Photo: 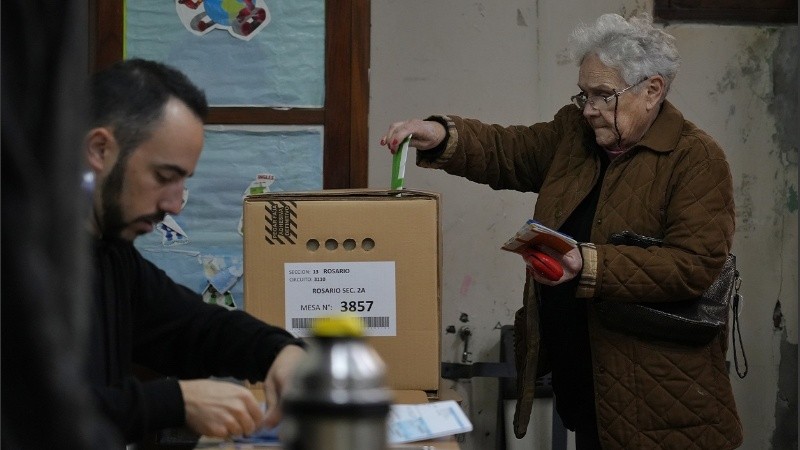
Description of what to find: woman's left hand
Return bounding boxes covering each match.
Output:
[524,245,583,286]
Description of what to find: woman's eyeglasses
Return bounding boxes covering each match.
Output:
[571,78,646,111]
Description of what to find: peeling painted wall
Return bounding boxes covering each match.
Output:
[369,1,798,449]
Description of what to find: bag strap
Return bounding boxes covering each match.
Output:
[731,269,748,378]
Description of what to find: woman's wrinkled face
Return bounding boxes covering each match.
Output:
[577,53,653,150]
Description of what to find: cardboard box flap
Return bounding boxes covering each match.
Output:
[245,188,439,202]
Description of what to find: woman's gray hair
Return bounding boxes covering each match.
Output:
[568,13,680,94]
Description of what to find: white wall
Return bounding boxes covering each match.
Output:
[369,1,798,449]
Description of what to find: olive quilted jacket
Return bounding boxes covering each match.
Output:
[418,101,743,449]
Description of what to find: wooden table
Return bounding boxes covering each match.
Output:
[196,436,460,449]
[389,437,461,449]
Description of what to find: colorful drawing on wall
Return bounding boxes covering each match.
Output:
[157,216,190,246]
[127,0,324,107]
[176,0,271,41]
[237,173,275,235]
[156,188,191,245]
[135,126,323,311]
[200,255,242,310]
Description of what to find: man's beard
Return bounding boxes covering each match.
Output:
[99,160,127,239]
[99,159,163,240]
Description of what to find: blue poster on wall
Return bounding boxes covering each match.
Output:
[134,127,323,310]
[125,0,325,107]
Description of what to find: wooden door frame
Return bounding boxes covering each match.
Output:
[653,0,797,23]
[90,0,370,189]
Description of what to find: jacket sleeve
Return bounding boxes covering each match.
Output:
[92,376,185,442]
[416,106,581,192]
[129,252,303,381]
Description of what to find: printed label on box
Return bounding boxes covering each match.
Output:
[284,261,397,337]
[264,201,297,244]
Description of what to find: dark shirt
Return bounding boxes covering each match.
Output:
[89,236,301,442]
[539,150,608,431]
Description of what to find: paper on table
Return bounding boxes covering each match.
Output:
[388,400,472,444]
[228,400,472,446]
[501,219,578,255]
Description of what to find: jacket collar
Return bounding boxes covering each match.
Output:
[635,100,684,153]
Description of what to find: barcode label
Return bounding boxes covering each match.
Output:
[285,262,397,337]
[292,316,390,329]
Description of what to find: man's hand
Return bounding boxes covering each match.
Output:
[262,344,306,428]
[179,379,264,438]
[380,119,447,153]
[524,245,583,286]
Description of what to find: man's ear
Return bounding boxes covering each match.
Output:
[85,127,118,173]
[644,75,666,111]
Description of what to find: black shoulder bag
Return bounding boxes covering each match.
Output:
[595,231,748,377]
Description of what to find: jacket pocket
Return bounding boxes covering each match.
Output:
[633,339,722,430]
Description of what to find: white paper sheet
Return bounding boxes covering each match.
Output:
[388,400,473,444]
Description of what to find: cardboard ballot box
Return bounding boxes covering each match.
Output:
[243,189,441,390]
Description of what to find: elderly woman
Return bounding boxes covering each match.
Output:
[381,13,742,450]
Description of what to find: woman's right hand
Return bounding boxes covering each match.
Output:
[380,119,447,154]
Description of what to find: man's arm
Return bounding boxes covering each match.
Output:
[92,376,184,442]
[129,251,303,382]
[179,378,265,438]
[112,245,304,438]
[93,373,276,440]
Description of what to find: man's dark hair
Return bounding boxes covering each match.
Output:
[90,58,208,157]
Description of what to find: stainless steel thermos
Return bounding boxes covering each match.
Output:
[281,315,393,450]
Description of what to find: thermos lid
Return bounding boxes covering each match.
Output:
[283,314,393,414]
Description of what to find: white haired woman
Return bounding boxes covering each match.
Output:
[381,13,742,450]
